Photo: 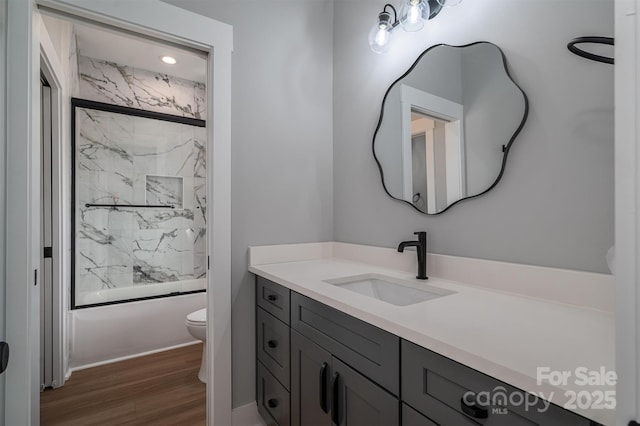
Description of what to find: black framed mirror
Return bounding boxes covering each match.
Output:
[372,41,529,214]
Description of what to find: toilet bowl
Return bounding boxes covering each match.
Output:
[185,308,207,383]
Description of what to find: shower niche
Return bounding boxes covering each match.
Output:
[72,98,207,308]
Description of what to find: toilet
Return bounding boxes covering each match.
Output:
[185,308,207,383]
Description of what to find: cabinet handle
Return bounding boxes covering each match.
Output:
[319,362,329,413]
[331,372,340,426]
[267,398,279,409]
[460,396,488,419]
[267,340,278,349]
[267,294,278,302]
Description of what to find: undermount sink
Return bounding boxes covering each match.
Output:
[323,273,455,306]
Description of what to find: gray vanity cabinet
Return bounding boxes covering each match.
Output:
[291,330,399,426]
[290,330,332,426]
[255,275,598,426]
[332,357,399,426]
[256,278,292,426]
[401,340,593,426]
[402,404,438,426]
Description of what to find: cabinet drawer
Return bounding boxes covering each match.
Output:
[257,361,291,426]
[257,276,290,324]
[402,403,438,426]
[401,340,592,426]
[291,292,400,395]
[257,307,290,389]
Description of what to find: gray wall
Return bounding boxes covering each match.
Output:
[334,0,614,273]
[163,0,334,408]
[460,44,524,196]
[169,0,612,410]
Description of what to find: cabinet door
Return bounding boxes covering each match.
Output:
[332,357,399,426]
[402,404,439,426]
[291,330,333,426]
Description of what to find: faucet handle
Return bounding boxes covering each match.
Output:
[414,231,426,237]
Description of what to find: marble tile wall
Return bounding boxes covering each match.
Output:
[78,55,206,119]
[75,106,207,296]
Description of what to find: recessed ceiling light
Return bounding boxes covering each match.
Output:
[161,56,177,65]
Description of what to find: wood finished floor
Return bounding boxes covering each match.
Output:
[40,343,206,426]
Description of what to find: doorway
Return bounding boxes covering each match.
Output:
[5,2,233,424]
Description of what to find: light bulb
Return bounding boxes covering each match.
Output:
[436,0,463,7]
[369,23,391,54]
[399,0,430,32]
[161,56,177,65]
[369,11,393,54]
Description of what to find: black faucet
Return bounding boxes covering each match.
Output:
[398,231,428,280]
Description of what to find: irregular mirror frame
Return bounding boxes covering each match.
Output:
[372,42,529,214]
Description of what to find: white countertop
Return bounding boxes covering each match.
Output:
[248,242,615,425]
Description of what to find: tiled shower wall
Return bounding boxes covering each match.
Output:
[78,55,206,119]
[75,58,207,298]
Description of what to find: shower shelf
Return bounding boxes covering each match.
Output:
[84,203,175,209]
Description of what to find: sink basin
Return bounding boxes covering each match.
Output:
[323,273,454,306]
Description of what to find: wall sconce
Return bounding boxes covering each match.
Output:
[369,0,462,53]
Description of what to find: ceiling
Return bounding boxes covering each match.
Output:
[73,22,207,83]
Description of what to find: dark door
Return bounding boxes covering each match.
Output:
[291,330,332,426]
[332,357,399,426]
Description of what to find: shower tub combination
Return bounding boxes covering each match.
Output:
[69,281,206,370]
[70,97,208,370]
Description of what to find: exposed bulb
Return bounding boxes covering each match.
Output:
[436,0,463,7]
[369,11,392,54]
[369,23,391,54]
[399,0,429,32]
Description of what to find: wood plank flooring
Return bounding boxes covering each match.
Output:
[40,343,206,426]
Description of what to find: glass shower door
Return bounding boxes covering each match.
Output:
[72,99,207,308]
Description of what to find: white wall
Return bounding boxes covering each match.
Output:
[163,0,335,408]
[334,0,614,274]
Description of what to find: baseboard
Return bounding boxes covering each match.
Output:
[69,340,201,372]
[232,402,266,426]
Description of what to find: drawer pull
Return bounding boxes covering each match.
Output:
[460,396,488,419]
[267,294,278,302]
[331,372,340,425]
[267,398,279,409]
[319,362,329,413]
[267,340,278,349]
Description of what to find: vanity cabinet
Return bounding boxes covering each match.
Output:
[255,276,597,426]
[256,277,292,426]
[290,292,400,395]
[291,330,399,426]
[402,340,593,426]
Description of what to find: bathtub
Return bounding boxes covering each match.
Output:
[68,279,206,372]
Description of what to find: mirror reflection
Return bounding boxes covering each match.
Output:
[373,42,528,214]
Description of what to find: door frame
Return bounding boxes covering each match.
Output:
[0,0,6,420]
[5,1,233,425]
[615,0,640,423]
[40,21,66,389]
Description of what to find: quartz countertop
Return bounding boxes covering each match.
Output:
[248,242,615,425]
